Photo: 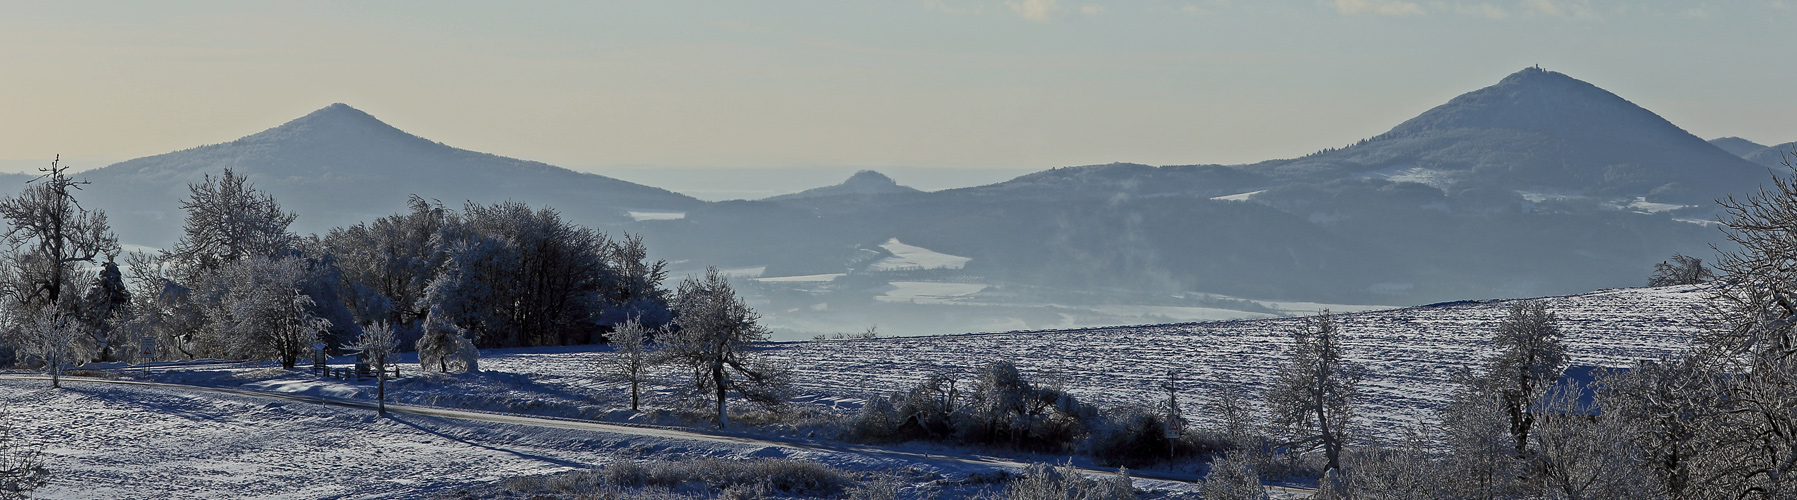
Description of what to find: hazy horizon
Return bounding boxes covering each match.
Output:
[4,1,1793,182]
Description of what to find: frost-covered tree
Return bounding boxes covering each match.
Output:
[666,267,787,429]
[0,156,120,326]
[200,256,331,368]
[165,168,295,275]
[16,310,82,388]
[1337,422,1446,500]
[1266,311,1362,472]
[355,321,399,416]
[415,304,478,374]
[601,317,658,411]
[1437,368,1528,499]
[1486,299,1568,455]
[1648,253,1713,287]
[598,233,672,328]
[1688,159,1797,496]
[322,195,448,327]
[1530,380,1650,500]
[117,251,204,361]
[1594,358,1726,499]
[1200,453,1270,500]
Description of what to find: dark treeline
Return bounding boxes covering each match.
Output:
[0,166,671,373]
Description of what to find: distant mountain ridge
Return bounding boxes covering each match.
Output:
[765,170,921,201]
[1243,67,1763,205]
[71,103,700,246]
[15,67,1770,317]
[645,67,1757,305]
[1710,137,1768,157]
[1744,141,1797,168]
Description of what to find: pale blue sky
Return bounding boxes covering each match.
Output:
[2,1,1792,175]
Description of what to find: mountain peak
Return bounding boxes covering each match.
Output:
[1711,136,1770,157]
[232,103,420,148]
[1384,67,1703,148]
[766,169,921,201]
[843,170,900,188]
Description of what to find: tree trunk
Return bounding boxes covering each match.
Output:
[377,360,387,417]
[631,379,640,411]
[1315,366,1338,471]
[713,359,728,429]
[49,349,59,389]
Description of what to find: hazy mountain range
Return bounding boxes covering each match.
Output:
[60,103,701,246]
[11,66,1788,335]
[1708,136,1797,168]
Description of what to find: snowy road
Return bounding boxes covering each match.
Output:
[0,375,1231,498]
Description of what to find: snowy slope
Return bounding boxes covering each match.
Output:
[763,285,1709,436]
[385,285,1709,441]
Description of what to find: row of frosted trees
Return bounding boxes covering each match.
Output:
[1202,167,1797,499]
[0,164,673,377]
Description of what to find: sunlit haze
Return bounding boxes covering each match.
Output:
[3,1,1793,181]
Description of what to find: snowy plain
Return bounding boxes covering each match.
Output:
[0,284,1711,497]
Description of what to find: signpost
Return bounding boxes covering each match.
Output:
[140,337,154,376]
[1160,369,1182,457]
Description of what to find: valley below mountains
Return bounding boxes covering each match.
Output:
[31,67,1791,338]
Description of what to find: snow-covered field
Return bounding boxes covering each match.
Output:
[0,285,1712,497]
[369,284,1709,439]
[0,379,730,499]
[868,239,972,271]
[764,285,1711,434]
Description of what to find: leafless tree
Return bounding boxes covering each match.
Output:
[0,156,119,345]
[1530,381,1651,500]
[601,316,659,411]
[1437,368,1529,499]
[665,268,787,429]
[17,310,82,388]
[355,321,399,416]
[1487,299,1568,454]
[1648,253,1714,287]
[1266,311,1363,472]
[165,168,295,275]
[1696,158,1797,497]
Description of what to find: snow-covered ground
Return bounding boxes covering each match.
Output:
[765,285,1711,435]
[1,377,1213,499]
[867,239,972,271]
[0,284,1712,497]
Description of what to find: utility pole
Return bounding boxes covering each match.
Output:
[1160,369,1182,458]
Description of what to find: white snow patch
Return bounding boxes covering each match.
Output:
[626,211,685,221]
[754,273,846,283]
[1622,197,1690,214]
[868,238,971,271]
[1210,190,1264,202]
[1517,191,1585,203]
[1357,165,1455,189]
[874,282,989,304]
[714,266,766,278]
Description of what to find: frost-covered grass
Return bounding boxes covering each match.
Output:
[761,285,1711,438]
[13,284,1711,497]
[130,285,1707,448]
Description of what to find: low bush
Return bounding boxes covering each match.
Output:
[1085,404,1220,468]
[851,361,1219,467]
[997,463,1135,500]
[850,362,1093,453]
[466,457,858,499]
